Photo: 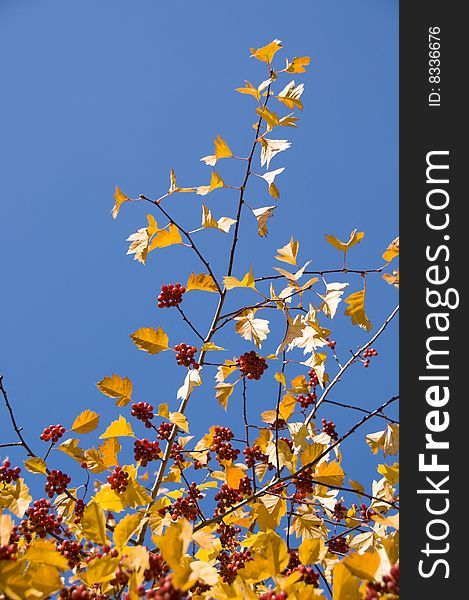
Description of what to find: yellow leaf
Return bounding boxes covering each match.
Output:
[252,530,289,577]
[83,554,121,585]
[154,518,193,570]
[372,513,400,530]
[96,373,133,406]
[298,537,327,565]
[0,513,15,545]
[256,106,280,131]
[224,266,256,290]
[186,272,219,293]
[235,80,261,101]
[158,403,170,419]
[189,560,219,586]
[168,169,195,194]
[26,563,63,598]
[377,462,400,485]
[252,206,276,237]
[224,462,247,488]
[149,223,183,251]
[349,479,365,498]
[278,394,296,421]
[99,437,121,467]
[300,443,327,467]
[169,411,190,433]
[260,139,290,169]
[24,539,69,570]
[250,39,283,65]
[201,342,225,351]
[383,269,400,288]
[277,81,305,110]
[112,185,130,219]
[343,550,381,581]
[0,478,32,517]
[383,236,399,263]
[344,289,373,332]
[100,415,135,438]
[285,56,311,73]
[196,171,224,196]
[234,309,270,348]
[93,485,126,513]
[276,237,299,265]
[315,461,345,487]
[71,409,100,434]
[24,457,47,475]
[130,326,169,354]
[215,383,235,410]
[113,512,144,549]
[215,359,238,383]
[81,501,108,545]
[333,562,361,600]
[325,229,365,253]
[201,135,233,166]
[201,204,236,233]
[57,437,85,462]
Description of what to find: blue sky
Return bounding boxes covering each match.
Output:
[0,1,398,500]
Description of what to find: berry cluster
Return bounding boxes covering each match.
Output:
[144,552,169,582]
[0,543,18,561]
[296,392,316,409]
[216,522,241,548]
[259,592,288,600]
[293,565,320,587]
[157,422,174,440]
[134,439,161,466]
[218,549,252,584]
[131,402,155,428]
[270,418,287,431]
[157,283,185,308]
[107,467,129,493]
[74,498,86,524]
[146,576,186,599]
[362,347,379,368]
[45,469,72,498]
[169,483,202,521]
[352,502,376,522]
[322,418,339,441]
[110,565,129,587]
[21,499,64,540]
[326,338,337,350]
[40,423,66,443]
[174,344,199,369]
[333,501,347,522]
[58,585,91,600]
[365,563,399,599]
[327,535,349,554]
[210,426,239,462]
[238,476,252,496]
[193,451,211,470]
[236,351,268,380]
[58,540,84,568]
[214,484,242,515]
[0,459,21,484]
[243,444,267,468]
[293,467,314,499]
[169,443,184,463]
[308,368,319,387]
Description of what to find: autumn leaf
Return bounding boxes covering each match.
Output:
[71,409,100,434]
[344,288,373,331]
[196,171,224,196]
[201,204,236,233]
[250,39,283,66]
[234,309,270,348]
[332,562,361,600]
[260,167,285,199]
[185,272,218,293]
[260,139,291,169]
[215,383,235,410]
[169,411,190,433]
[224,266,256,290]
[314,461,345,487]
[100,415,135,439]
[201,136,232,166]
[325,229,365,252]
[154,519,193,570]
[177,368,202,401]
[96,373,133,406]
[24,457,48,475]
[276,81,305,110]
[252,205,276,237]
[113,513,145,549]
[148,223,182,251]
[276,237,299,265]
[130,326,169,354]
[168,169,195,194]
[383,236,399,263]
[81,502,108,545]
[112,186,130,219]
[344,550,381,581]
[383,269,400,288]
[284,56,311,73]
[126,227,150,264]
[318,282,349,319]
[235,80,261,101]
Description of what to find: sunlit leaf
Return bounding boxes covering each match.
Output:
[130,326,169,354]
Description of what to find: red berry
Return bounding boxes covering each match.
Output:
[157,283,186,309]
[107,467,129,493]
[40,424,66,443]
[236,351,268,380]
